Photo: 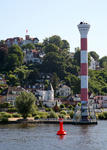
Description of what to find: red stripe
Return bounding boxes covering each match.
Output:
[80,63,88,75]
[81,38,87,50]
[81,88,88,101]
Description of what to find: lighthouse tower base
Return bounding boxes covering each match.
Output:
[72,101,97,125]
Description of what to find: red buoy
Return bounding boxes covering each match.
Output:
[57,118,66,135]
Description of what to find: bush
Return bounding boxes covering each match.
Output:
[7,107,17,113]
[69,111,74,119]
[103,112,107,119]
[98,113,105,120]
[60,104,65,109]
[38,112,48,119]
[48,111,58,119]
[60,110,67,115]
[0,112,10,123]
[58,114,66,119]
[12,113,21,118]
[98,111,107,120]
[68,105,74,110]
[1,117,8,123]
[45,108,52,112]
[0,102,10,108]
[0,112,12,118]
[32,111,39,117]
[34,115,40,119]
[27,114,32,117]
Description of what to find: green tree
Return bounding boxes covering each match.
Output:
[7,54,20,71]
[0,46,8,71]
[14,66,29,86]
[15,91,36,119]
[89,51,99,61]
[61,40,70,51]
[73,48,80,66]
[43,35,70,51]
[43,43,59,54]
[42,52,66,79]
[48,35,62,48]
[8,45,23,64]
[99,56,107,68]
[7,74,19,86]
[48,111,58,119]
[64,74,80,94]
[27,69,40,84]
[7,45,24,71]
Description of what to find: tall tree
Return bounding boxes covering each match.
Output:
[14,66,29,86]
[7,45,24,70]
[48,35,62,48]
[16,91,36,119]
[42,52,66,79]
[43,43,59,54]
[43,35,70,51]
[61,40,70,51]
[27,69,40,84]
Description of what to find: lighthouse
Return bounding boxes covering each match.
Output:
[78,22,90,121]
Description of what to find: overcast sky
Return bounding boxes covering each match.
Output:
[0,0,107,58]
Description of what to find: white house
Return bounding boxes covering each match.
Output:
[24,49,44,64]
[34,84,57,107]
[36,84,54,101]
[7,86,25,105]
[56,85,71,97]
[89,56,99,70]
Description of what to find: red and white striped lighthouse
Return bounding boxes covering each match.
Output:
[78,22,90,120]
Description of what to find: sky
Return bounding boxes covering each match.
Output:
[0,0,107,58]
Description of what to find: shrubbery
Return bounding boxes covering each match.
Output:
[12,113,21,118]
[69,111,74,119]
[58,114,66,119]
[34,115,40,119]
[60,110,67,115]
[7,107,17,113]
[48,111,58,119]
[45,108,52,112]
[98,111,107,120]
[0,112,12,123]
[0,112,12,118]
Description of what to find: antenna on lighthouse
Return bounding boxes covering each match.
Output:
[26,29,28,34]
[25,29,30,40]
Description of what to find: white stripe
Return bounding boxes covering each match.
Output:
[81,51,88,63]
[80,34,87,38]
[81,76,88,88]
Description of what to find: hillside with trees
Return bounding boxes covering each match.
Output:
[0,35,107,96]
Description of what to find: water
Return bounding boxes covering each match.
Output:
[0,121,107,150]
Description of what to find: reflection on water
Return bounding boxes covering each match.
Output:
[0,121,107,150]
[58,135,66,140]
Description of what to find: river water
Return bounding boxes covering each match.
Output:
[0,121,107,150]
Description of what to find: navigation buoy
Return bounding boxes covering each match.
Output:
[57,118,66,135]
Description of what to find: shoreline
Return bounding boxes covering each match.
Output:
[0,118,98,125]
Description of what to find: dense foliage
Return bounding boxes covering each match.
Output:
[0,35,107,95]
[15,91,36,119]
